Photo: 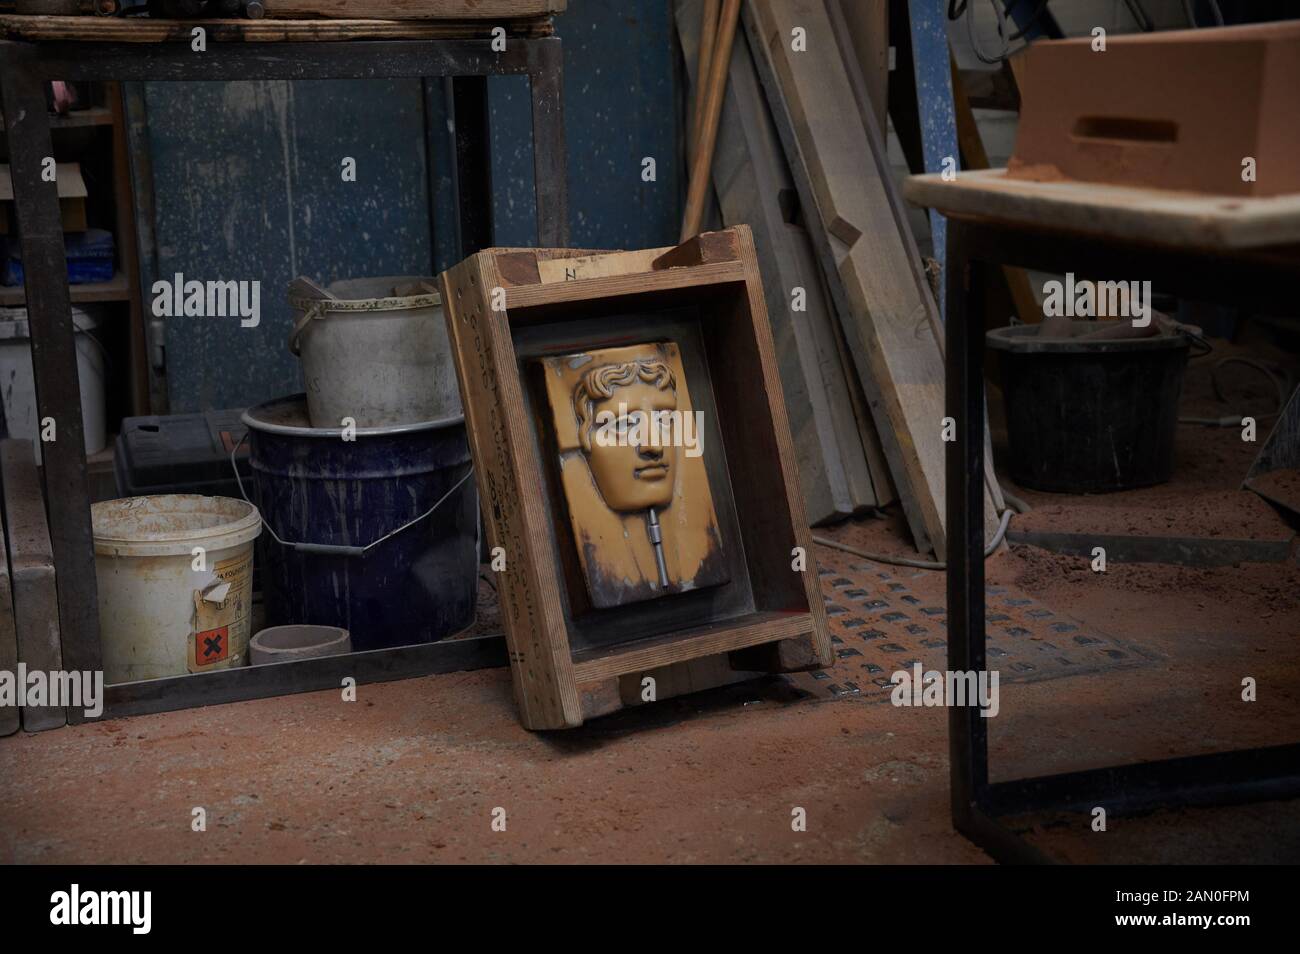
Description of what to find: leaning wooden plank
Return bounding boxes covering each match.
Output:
[784,220,890,511]
[809,238,899,508]
[677,0,869,522]
[834,0,889,133]
[824,0,996,514]
[266,1,564,17]
[745,0,998,557]
[783,221,881,513]
[0,515,18,737]
[682,3,873,517]
[0,440,65,732]
[681,0,742,240]
[688,0,721,160]
[698,0,883,515]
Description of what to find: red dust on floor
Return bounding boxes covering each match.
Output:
[1,519,1296,864]
[1,341,1296,864]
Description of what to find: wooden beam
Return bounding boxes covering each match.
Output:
[677,0,877,522]
[746,0,999,558]
[680,0,741,240]
[834,0,889,133]
[688,0,721,160]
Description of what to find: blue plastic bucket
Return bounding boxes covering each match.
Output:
[240,395,477,651]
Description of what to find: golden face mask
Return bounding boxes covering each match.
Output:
[537,341,729,610]
[576,361,680,513]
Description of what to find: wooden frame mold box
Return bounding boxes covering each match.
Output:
[439,226,831,729]
[1008,21,1300,197]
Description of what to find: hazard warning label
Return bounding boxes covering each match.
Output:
[195,626,229,665]
[187,549,254,673]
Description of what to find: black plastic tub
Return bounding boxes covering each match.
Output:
[987,322,1190,493]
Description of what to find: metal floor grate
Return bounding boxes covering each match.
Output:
[787,546,1161,701]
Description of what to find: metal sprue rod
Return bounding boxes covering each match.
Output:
[646,507,670,590]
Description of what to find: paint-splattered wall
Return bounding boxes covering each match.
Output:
[130,0,682,413]
[136,79,432,412]
[483,1,681,251]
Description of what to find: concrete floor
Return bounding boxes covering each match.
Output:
[1,518,1297,864]
[2,340,1298,864]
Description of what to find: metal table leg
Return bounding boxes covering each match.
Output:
[943,214,1300,863]
[0,48,103,703]
[451,74,494,258]
[944,217,990,827]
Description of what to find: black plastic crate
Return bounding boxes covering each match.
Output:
[114,409,251,501]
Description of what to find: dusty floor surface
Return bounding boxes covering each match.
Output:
[1,338,1297,864]
[1,520,1295,864]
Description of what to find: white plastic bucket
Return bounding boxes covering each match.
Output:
[288,275,462,429]
[0,305,107,463]
[92,494,262,684]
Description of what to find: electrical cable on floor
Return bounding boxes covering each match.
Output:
[1000,487,1032,515]
[1211,357,1288,411]
[813,508,1015,571]
[1180,356,1289,426]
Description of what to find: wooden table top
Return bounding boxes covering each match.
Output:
[905,168,1300,251]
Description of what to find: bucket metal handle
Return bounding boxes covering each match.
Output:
[230,431,474,558]
[287,300,328,357]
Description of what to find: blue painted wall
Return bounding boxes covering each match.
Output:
[141,79,433,412]
[484,0,682,252]
[132,1,682,413]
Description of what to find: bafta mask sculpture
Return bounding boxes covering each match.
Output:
[538,341,729,609]
[575,358,680,513]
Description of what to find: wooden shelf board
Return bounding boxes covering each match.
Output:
[570,611,813,684]
[0,270,130,307]
[0,106,115,133]
[0,14,556,43]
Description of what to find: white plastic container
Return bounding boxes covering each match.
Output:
[0,304,107,463]
[92,495,262,684]
[288,275,462,429]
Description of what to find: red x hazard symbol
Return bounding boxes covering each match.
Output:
[197,626,229,665]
